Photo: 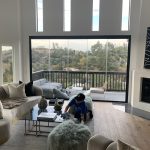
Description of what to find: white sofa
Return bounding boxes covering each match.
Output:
[0,84,42,122]
[0,119,10,145]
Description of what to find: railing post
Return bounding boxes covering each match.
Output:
[92,74,94,87]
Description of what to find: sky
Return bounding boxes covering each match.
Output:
[37,0,130,32]
[32,39,128,51]
[2,46,13,51]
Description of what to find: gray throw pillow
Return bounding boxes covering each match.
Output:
[53,88,69,100]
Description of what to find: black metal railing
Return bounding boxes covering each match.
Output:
[32,70,126,91]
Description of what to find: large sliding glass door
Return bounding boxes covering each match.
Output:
[30,36,130,102]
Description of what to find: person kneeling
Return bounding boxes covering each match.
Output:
[65,93,89,123]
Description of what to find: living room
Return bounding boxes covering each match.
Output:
[0,0,150,149]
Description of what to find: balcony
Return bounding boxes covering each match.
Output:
[32,70,126,91]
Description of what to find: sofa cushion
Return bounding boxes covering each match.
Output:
[0,100,3,119]
[53,88,69,100]
[33,78,47,86]
[19,81,34,96]
[42,88,54,99]
[8,83,26,98]
[40,78,47,85]
[33,80,41,86]
[0,86,9,100]
[117,140,139,150]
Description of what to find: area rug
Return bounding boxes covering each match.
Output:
[0,119,94,150]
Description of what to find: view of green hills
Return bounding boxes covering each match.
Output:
[32,41,128,73]
[2,49,13,83]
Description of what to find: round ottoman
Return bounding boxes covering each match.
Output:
[47,120,91,150]
[0,119,10,145]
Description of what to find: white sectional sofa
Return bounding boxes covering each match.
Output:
[0,84,42,122]
[0,83,42,144]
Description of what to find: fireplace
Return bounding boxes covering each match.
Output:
[141,77,150,103]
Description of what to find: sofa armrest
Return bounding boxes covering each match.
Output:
[33,86,43,96]
[87,134,113,150]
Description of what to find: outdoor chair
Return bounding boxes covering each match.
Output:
[90,82,107,94]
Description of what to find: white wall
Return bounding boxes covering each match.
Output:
[130,0,150,112]
[0,0,22,82]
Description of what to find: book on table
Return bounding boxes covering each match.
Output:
[37,112,57,121]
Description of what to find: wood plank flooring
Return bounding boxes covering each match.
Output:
[0,102,150,150]
[93,102,150,150]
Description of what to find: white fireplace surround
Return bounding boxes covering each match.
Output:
[130,70,150,113]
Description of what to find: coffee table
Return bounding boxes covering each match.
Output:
[24,100,66,136]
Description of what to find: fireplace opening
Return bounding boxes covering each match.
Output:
[141,77,150,103]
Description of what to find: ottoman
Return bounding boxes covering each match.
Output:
[47,120,91,150]
[0,119,10,145]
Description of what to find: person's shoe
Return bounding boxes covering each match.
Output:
[89,111,93,119]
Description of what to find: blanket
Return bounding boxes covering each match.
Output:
[1,98,28,109]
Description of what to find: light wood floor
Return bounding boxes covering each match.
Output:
[0,102,150,150]
[93,102,150,150]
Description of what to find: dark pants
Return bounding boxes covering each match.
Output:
[74,113,86,122]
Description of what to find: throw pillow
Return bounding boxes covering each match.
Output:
[19,81,34,96]
[0,86,9,100]
[117,140,140,150]
[53,88,69,100]
[0,100,3,119]
[8,83,26,98]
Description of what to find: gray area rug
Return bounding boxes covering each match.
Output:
[0,119,94,150]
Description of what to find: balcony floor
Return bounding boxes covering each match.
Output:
[68,88,125,102]
[91,91,125,102]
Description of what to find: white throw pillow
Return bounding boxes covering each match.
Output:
[8,83,26,98]
[83,90,91,96]
[0,100,3,119]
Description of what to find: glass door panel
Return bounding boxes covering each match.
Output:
[30,36,130,102]
[2,46,13,84]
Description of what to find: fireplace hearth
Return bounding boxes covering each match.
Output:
[141,77,150,103]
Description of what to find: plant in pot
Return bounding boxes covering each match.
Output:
[54,99,64,114]
[38,96,47,111]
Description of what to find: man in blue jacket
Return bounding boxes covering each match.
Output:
[65,93,87,123]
